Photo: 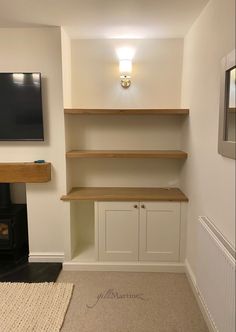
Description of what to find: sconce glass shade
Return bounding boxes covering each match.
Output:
[119,59,132,76]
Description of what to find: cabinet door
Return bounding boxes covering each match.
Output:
[98,202,139,261]
[139,202,180,262]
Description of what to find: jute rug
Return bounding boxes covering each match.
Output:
[0,282,73,332]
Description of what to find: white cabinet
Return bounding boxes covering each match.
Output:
[139,202,180,262]
[98,202,139,261]
[96,201,181,262]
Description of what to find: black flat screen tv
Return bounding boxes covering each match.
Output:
[0,72,44,141]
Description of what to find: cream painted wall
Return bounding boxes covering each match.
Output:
[61,28,72,109]
[66,115,184,188]
[66,38,185,188]
[71,39,183,109]
[61,28,74,194]
[181,0,235,274]
[0,28,69,257]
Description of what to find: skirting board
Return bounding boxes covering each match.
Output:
[63,261,185,273]
[29,252,65,263]
[185,259,216,332]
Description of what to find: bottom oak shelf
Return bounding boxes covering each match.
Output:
[61,187,188,202]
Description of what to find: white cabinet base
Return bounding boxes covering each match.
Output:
[139,202,180,262]
[63,261,185,273]
[97,202,139,261]
[64,200,187,270]
[96,201,183,263]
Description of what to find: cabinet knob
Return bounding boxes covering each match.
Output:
[134,204,138,208]
[141,204,145,209]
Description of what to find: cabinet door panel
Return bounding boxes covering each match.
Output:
[139,202,180,262]
[98,202,139,261]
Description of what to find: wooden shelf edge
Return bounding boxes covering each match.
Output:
[61,187,188,202]
[64,108,189,115]
[66,150,188,159]
[0,162,51,183]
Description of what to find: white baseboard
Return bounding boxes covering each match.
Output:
[185,259,216,332]
[63,261,185,272]
[29,252,64,263]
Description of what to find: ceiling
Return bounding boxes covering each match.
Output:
[0,0,209,39]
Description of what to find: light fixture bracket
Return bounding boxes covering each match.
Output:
[120,75,131,88]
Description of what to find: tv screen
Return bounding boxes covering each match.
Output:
[0,72,44,141]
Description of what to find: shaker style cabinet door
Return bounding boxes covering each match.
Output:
[98,202,139,261]
[139,202,180,262]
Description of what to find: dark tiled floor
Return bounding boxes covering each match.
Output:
[0,259,62,282]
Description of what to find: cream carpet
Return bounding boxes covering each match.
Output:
[58,271,209,332]
[0,282,73,332]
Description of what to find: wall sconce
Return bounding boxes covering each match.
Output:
[119,59,132,88]
[117,47,134,89]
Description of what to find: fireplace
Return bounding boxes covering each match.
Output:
[0,184,28,260]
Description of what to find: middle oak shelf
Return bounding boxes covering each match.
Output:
[66,150,188,159]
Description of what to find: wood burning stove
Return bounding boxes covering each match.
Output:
[0,184,28,260]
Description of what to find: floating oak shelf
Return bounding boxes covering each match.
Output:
[61,187,188,202]
[0,162,51,183]
[64,108,189,115]
[66,150,188,159]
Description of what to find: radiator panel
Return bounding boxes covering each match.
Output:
[197,217,235,332]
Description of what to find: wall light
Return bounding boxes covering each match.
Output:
[119,59,132,88]
[117,47,134,89]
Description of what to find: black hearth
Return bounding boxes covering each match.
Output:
[0,184,28,261]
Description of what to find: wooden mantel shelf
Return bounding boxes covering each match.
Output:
[61,187,188,202]
[66,150,188,159]
[0,162,51,183]
[64,108,189,115]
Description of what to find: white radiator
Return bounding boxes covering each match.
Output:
[196,216,235,332]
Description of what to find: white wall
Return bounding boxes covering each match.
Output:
[0,28,69,258]
[66,38,185,188]
[71,39,183,109]
[61,28,74,194]
[61,28,72,109]
[181,0,235,274]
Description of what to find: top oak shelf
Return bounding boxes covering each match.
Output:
[64,108,189,115]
